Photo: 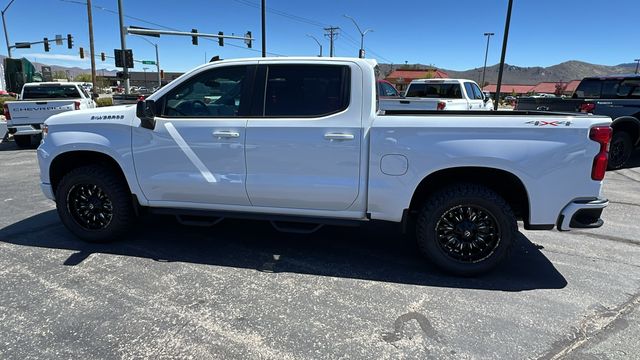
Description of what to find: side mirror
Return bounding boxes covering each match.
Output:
[136,100,156,130]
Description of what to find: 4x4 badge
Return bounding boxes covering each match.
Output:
[525,120,571,126]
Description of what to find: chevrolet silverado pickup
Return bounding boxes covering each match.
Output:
[516,74,640,169]
[4,82,97,147]
[380,78,493,111]
[37,57,612,275]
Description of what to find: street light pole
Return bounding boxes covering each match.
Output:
[261,0,266,57]
[481,32,494,89]
[1,0,16,58]
[133,35,161,89]
[344,14,372,59]
[306,34,322,57]
[143,67,148,89]
[117,0,130,94]
[635,59,640,74]
[494,0,513,110]
[86,0,97,96]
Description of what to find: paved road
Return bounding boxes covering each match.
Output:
[0,139,639,359]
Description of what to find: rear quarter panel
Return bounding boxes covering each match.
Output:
[368,114,611,225]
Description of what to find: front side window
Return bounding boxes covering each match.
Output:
[264,65,349,117]
[471,83,484,99]
[162,66,247,117]
[380,82,399,97]
[616,79,640,98]
[574,79,602,98]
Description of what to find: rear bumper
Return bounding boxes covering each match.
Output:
[8,124,42,136]
[557,198,608,231]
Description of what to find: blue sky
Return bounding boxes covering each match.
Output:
[2,0,637,72]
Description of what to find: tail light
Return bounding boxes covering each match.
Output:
[580,102,595,113]
[137,95,145,102]
[436,101,446,111]
[3,103,10,120]
[74,101,81,110]
[589,126,612,181]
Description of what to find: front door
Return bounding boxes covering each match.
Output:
[132,65,254,206]
[245,63,362,211]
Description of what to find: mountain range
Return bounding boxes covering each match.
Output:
[2,54,637,84]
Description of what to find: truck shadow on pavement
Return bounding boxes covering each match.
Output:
[0,210,567,292]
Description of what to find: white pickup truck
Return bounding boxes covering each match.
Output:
[4,82,96,147]
[37,57,612,275]
[380,78,493,111]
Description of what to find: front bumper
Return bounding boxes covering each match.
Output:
[40,182,55,201]
[557,198,608,231]
[8,124,42,136]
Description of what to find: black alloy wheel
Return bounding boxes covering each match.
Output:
[435,205,501,263]
[608,132,632,170]
[67,183,114,230]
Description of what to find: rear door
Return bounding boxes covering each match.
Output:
[245,62,362,211]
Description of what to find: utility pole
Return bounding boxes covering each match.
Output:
[324,26,339,57]
[86,0,97,95]
[344,15,372,59]
[481,32,494,90]
[117,0,130,94]
[306,34,322,57]
[1,0,16,58]
[635,58,640,74]
[261,0,266,57]
[494,0,513,110]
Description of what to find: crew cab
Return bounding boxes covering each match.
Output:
[37,57,611,275]
[4,82,97,147]
[380,78,493,111]
[516,74,640,169]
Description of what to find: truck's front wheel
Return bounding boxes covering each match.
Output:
[416,184,517,276]
[55,165,135,243]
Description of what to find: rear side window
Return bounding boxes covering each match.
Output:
[406,83,462,99]
[574,79,602,98]
[264,65,350,117]
[617,79,640,98]
[22,85,81,99]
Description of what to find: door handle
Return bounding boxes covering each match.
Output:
[212,130,240,139]
[324,132,354,141]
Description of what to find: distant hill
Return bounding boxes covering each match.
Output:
[379,61,637,85]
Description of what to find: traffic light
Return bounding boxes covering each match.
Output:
[67,34,73,49]
[43,38,49,52]
[101,52,105,61]
[79,47,84,59]
[191,29,198,45]
[218,32,224,46]
[245,31,252,48]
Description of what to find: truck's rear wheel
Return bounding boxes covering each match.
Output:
[55,165,135,243]
[13,135,32,148]
[416,184,517,276]
[608,131,632,170]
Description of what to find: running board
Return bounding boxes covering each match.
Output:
[175,214,224,227]
[270,221,324,234]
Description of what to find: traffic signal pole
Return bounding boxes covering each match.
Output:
[86,0,97,95]
[117,0,130,94]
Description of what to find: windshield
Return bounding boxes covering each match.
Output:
[22,85,81,100]
[406,83,462,99]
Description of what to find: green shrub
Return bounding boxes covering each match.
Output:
[96,97,113,107]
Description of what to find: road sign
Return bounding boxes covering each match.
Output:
[55,35,63,46]
[142,60,156,65]
[14,42,31,49]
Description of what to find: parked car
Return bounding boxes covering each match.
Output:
[504,95,516,102]
[4,82,97,147]
[377,79,401,99]
[515,74,640,169]
[380,78,493,111]
[38,57,611,276]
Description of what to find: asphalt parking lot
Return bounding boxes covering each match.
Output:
[0,139,639,360]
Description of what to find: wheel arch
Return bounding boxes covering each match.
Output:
[49,150,131,197]
[408,166,532,227]
[612,116,640,146]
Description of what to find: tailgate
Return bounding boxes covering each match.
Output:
[7,100,77,126]
[379,98,438,111]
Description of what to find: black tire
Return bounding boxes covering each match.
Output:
[416,184,517,276]
[13,135,32,148]
[608,131,633,170]
[55,165,135,243]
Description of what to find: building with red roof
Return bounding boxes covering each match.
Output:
[483,80,581,98]
[385,68,450,92]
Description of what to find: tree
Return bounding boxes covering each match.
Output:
[52,70,68,80]
[74,73,92,82]
[554,82,567,96]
